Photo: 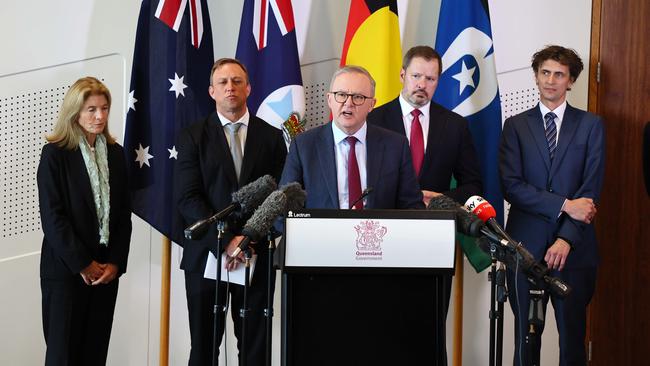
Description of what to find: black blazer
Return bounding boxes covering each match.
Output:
[174,112,287,273]
[368,97,482,204]
[37,142,132,280]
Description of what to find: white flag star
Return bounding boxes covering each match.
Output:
[168,145,178,160]
[128,90,137,111]
[168,73,188,98]
[135,144,154,168]
[452,60,476,96]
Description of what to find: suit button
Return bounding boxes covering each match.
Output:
[549,188,554,192]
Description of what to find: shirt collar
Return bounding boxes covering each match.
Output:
[399,94,431,119]
[332,121,367,145]
[539,100,567,122]
[217,108,250,127]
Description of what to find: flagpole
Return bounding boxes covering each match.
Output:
[453,243,464,366]
[160,236,171,366]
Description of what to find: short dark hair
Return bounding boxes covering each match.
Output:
[402,45,442,75]
[210,58,249,85]
[531,45,584,82]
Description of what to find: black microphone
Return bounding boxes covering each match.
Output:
[476,234,572,298]
[232,190,288,257]
[184,175,277,240]
[427,194,485,237]
[349,187,374,209]
[280,182,307,212]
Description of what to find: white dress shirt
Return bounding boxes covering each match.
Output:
[399,94,431,150]
[332,122,368,209]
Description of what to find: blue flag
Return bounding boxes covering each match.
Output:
[433,0,504,224]
[123,0,214,242]
[235,0,304,142]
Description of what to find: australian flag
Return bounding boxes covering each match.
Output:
[123,0,214,242]
[235,0,304,143]
[433,0,504,224]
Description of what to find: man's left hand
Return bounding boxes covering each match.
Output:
[544,238,571,271]
[422,190,442,206]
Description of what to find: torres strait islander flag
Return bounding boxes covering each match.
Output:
[236,0,305,144]
[340,0,402,107]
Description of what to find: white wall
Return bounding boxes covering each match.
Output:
[0,0,592,365]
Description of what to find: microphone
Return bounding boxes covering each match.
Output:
[476,237,571,298]
[184,175,277,240]
[280,182,307,212]
[465,195,515,243]
[349,187,374,210]
[427,194,485,237]
[231,190,288,257]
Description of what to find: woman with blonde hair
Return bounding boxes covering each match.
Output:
[37,76,131,365]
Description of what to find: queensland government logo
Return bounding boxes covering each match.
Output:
[354,220,387,260]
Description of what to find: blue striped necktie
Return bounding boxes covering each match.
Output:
[544,112,557,161]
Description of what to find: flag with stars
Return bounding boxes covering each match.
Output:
[433,0,503,271]
[123,0,214,242]
[235,0,304,143]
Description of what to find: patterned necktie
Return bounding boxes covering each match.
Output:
[544,112,557,161]
[410,109,425,176]
[346,136,363,209]
[226,123,243,179]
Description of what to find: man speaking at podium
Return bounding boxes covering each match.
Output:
[278,66,434,364]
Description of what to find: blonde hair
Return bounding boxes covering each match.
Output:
[47,76,115,149]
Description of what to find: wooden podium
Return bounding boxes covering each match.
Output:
[279,209,456,365]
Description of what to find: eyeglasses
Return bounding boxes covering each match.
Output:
[329,91,372,106]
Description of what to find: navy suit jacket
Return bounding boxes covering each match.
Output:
[280,122,424,209]
[367,97,482,204]
[499,103,605,269]
[174,112,286,273]
[37,142,132,279]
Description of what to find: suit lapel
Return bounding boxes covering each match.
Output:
[365,125,384,209]
[549,104,580,177]
[421,102,448,176]
[205,113,238,187]
[387,99,407,135]
[317,124,339,207]
[525,106,552,171]
[240,117,262,185]
[71,149,97,221]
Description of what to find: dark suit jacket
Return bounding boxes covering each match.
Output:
[499,103,605,268]
[279,122,424,209]
[367,97,482,204]
[37,142,132,279]
[174,112,286,273]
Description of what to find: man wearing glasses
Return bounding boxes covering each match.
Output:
[279,65,423,210]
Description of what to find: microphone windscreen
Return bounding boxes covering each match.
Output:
[428,194,484,237]
[280,182,306,212]
[242,190,287,240]
[232,175,277,215]
[465,195,497,222]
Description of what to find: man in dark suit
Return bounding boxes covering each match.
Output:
[279,66,433,365]
[499,45,605,366]
[367,45,483,364]
[174,58,286,365]
[280,65,423,210]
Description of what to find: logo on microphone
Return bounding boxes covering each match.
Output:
[354,220,387,260]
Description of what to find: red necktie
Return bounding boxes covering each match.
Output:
[410,109,424,176]
[346,136,363,210]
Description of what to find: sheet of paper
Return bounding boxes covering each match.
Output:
[203,252,257,286]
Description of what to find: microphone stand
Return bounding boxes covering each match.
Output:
[239,248,253,366]
[487,242,507,366]
[264,231,276,366]
[525,287,545,366]
[212,221,227,366]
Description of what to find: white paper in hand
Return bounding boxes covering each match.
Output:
[203,252,257,286]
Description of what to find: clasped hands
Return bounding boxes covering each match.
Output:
[80,261,118,285]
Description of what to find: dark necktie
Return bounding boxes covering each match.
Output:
[410,109,424,176]
[544,112,557,161]
[346,136,362,209]
[226,123,243,179]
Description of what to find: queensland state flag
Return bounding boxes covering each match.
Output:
[340,0,402,107]
[235,0,304,143]
[123,0,214,242]
[433,0,503,271]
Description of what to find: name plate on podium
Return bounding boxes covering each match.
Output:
[281,209,456,273]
